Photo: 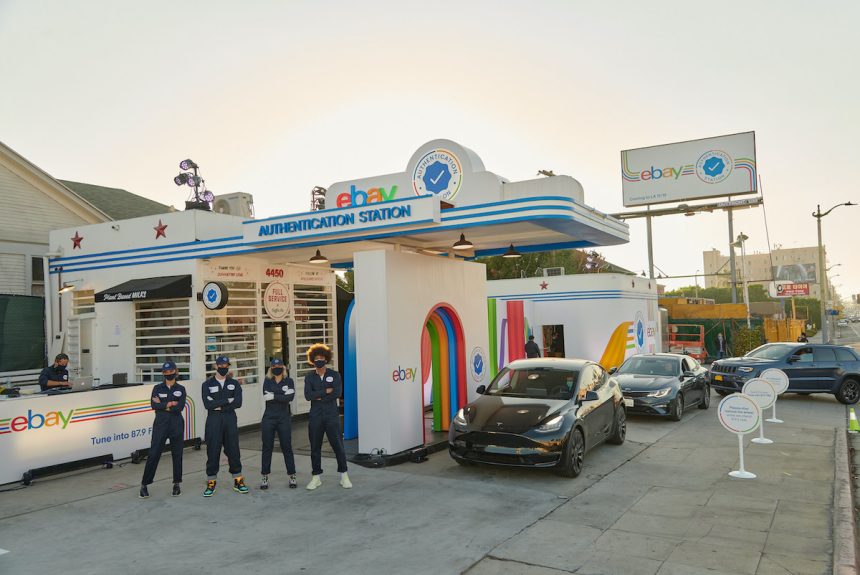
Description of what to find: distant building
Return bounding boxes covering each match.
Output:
[702,246,830,299]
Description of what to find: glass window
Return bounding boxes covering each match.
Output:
[72,289,95,315]
[293,283,336,383]
[747,344,794,360]
[618,356,679,376]
[812,347,837,363]
[205,281,259,385]
[135,299,191,382]
[486,367,578,400]
[835,348,858,362]
[794,348,813,363]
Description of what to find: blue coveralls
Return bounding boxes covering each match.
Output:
[261,376,296,475]
[304,369,348,475]
[202,376,243,479]
[142,382,186,485]
[38,364,69,391]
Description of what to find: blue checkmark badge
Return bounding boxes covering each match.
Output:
[207,289,217,302]
[703,157,725,177]
[423,161,452,194]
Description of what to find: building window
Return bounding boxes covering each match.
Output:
[204,281,259,384]
[72,290,95,315]
[135,300,191,382]
[31,257,45,296]
[293,283,336,382]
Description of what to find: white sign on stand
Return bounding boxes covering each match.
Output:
[759,368,789,423]
[718,393,761,479]
[742,379,777,444]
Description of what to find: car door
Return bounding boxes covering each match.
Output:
[591,364,616,442]
[680,358,700,406]
[811,346,841,391]
[577,365,613,448]
[782,347,816,390]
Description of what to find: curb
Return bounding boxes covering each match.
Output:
[834,425,858,574]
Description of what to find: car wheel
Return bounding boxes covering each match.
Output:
[836,379,860,405]
[556,428,585,478]
[698,385,711,409]
[669,393,684,421]
[608,407,626,445]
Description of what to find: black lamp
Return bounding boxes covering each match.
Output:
[309,250,329,264]
[502,244,521,258]
[452,234,473,250]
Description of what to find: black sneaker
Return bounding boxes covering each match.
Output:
[172,483,181,497]
[288,474,297,489]
[260,475,269,490]
[139,485,149,499]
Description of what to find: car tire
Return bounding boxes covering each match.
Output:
[836,379,860,405]
[698,385,711,409]
[669,393,684,421]
[608,407,626,445]
[556,428,585,478]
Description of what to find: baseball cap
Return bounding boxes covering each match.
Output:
[270,358,283,366]
[162,361,177,371]
[215,355,230,365]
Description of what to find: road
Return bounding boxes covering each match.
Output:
[0,384,848,575]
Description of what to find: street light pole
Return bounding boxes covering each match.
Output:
[813,202,856,344]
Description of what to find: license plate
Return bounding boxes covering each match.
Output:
[714,374,723,381]
[623,398,634,407]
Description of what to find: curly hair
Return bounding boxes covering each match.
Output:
[306,343,332,366]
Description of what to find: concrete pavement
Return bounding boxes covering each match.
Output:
[0,389,850,575]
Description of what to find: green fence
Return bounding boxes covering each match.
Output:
[0,295,45,371]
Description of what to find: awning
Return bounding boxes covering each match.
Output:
[95,275,193,303]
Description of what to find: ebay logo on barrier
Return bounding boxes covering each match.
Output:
[392,366,417,383]
[0,409,74,433]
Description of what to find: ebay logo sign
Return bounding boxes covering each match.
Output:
[336,184,398,208]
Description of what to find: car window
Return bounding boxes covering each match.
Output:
[578,366,596,399]
[813,348,837,362]
[836,348,858,362]
[486,367,578,400]
[682,358,693,373]
[746,344,795,359]
[794,348,813,363]
[593,365,607,390]
[617,356,679,376]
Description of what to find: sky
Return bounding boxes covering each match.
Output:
[1,0,857,302]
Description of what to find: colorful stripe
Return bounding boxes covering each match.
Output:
[733,158,757,192]
[506,300,526,363]
[71,399,151,424]
[343,300,358,440]
[487,299,498,380]
[422,304,467,432]
[598,322,634,370]
[0,417,10,435]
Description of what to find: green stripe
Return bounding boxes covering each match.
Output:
[487,299,498,379]
[427,320,442,432]
[80,398,151,411]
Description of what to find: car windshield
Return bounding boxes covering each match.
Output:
[745,344,794,360]
[617,356,679,376]
[485,367,578,400]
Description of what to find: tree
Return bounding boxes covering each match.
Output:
[477,249,631,280]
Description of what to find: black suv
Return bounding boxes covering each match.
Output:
[710,343,860,404]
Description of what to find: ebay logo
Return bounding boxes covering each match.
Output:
[336,184,398,208]
[392,366,417,383]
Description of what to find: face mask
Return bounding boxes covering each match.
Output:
[163,374,177,383]
[313,359,326,369]
[217,367,229,377]
[271,367,284,376]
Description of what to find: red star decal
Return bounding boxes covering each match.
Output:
[154,219,168,239]
[71,231,83,249]
[540,281,548,290]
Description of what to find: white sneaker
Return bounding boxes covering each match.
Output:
[306,475,322,490]
[340,473,352,489]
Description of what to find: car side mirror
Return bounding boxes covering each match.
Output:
[787,356,799,364]
[608,367,618,375]
[583,390,599,402]
[476,385,486,395]
[682,371,696,379]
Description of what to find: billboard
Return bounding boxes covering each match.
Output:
[771,263,817,283]
[621,131,757,207]
[769,282,811,298]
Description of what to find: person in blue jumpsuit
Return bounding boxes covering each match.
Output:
[38,353,72,391]
[260,358,297,490]
[304,343,351,490]
[139,361,186,498]
[202,355,248,496]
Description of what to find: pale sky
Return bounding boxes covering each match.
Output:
[1,0,857,301]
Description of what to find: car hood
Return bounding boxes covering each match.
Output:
[466,396,567,433]
[714,357,777,367]
[614,374,678,391]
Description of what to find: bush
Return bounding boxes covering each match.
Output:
[732,325,764,356]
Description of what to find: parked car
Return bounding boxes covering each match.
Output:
[837,319,849,327]
[609,353,710,420]
[709,343,860,404]
[448,358,628,477]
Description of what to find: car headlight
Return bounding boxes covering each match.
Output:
[738,367,754,373]
[647,387,672,398]
[536,414,564,432]
[453,408,467,428]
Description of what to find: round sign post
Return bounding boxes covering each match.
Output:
[742,379,777,445]
[718,394,761,479]
[760,368,789,423]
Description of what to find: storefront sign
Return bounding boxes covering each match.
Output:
[263,281,291,320]
[202,281,228,310]
[245,195,441,244]
[96,275,192,303]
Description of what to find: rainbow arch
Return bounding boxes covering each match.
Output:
[422,304,467,432]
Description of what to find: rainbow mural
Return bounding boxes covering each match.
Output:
[422,305,467,433]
